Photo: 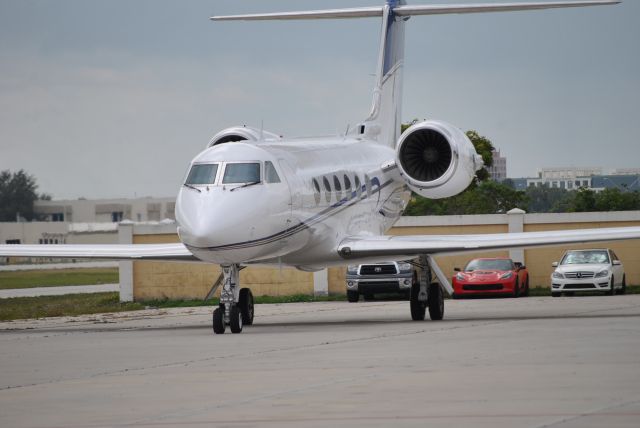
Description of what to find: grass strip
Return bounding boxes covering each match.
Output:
[0,268,119,290]
[0,292,143,321]
[1,287,638,322]
[0,293,346,321]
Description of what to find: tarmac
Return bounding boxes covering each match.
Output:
[1,295,640,427]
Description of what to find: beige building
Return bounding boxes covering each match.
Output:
[118,210,640,302]
[34,197,176,223]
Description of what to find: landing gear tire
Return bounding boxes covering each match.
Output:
[428,282,444,321]
[229,305,243,334]
[213,306,225,334]
[410,281,426,321]
[347,290,359,303]
[239,288,254,325]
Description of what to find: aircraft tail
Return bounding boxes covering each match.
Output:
[211,1,620,147]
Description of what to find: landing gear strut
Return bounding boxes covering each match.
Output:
[212,264,254,334]
[410,255,444,321]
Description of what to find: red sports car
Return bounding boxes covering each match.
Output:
[452,257,529,298]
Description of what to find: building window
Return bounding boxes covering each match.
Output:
[5,239,20,244]
[112,212,124,222]
[51,213,64,222]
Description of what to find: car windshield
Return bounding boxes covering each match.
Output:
[222,162,260,184]
[186,163,218,185]
[561,250,609,265]
[464,259,514,271]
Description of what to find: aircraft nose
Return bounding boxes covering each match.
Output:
[175,188,222,248]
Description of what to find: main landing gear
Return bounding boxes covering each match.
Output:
[410,255,444,321]
[212,264,254,334]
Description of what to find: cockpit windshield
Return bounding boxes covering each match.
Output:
[222,163,260,184]
[186,164,218,185]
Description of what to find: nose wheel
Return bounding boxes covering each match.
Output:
[212,264,254,334]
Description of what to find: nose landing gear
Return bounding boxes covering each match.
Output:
[212,264,254,334]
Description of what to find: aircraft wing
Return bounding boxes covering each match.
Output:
[338,226,640,259]
[0,243,199,262]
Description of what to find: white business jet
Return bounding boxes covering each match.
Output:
[2,0,638,334]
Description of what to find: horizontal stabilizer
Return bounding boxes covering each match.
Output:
[210,1,619,21]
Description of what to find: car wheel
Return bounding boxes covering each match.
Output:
[618,275,626,295]
[607,276,615,296]
[522,276,530,297]
[347,290,359,302]
[551,292,561,297]
[513,278,520,298]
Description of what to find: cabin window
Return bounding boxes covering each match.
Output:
[333,176,342,200]
[354,175,362,198]
[312,178,321,205]
[223,163,260,184]
[265,161,281,183]
[186,163,219,185]
[323,177,332,203]
[343,174,352,196]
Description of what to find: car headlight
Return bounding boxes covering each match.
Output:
[456,272,466,281]
[397,262,412,273]
[499,272,512,279]
[595,270,609,278]
[347,265,358,275]
[552,271,564,279]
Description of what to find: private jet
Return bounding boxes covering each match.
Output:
[2,0,638,334]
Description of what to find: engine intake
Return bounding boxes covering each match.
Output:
[208,126,281,148]
[396,120,483,199]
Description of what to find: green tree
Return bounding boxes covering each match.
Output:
[465,130,494,182]
[0,170,45,221]
[525,185,573,213]
[568,188,597,212]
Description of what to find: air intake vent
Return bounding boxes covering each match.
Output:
[399,129,452,182]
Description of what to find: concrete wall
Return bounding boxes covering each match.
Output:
[120,211,640,302]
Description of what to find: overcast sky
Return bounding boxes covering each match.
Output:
[0,0,638,199]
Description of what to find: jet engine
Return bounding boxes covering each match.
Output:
[395,120,484,199]
[208,126,281,147]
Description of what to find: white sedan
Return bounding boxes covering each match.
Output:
[551,248,626,297]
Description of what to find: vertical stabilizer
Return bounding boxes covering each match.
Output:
[364,0,407,148]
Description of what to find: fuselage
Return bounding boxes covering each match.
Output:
[175,137,410,270]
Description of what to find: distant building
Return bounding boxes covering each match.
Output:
[488,149,507,181]
[34,197,176,223]
[509,166,640,192]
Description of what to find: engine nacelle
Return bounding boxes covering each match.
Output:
[395,120,484,199]
[207,126,281,148]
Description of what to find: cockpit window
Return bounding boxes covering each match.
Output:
[265,161,281,183]
[186,164,218,185]
[222,162,260,184]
